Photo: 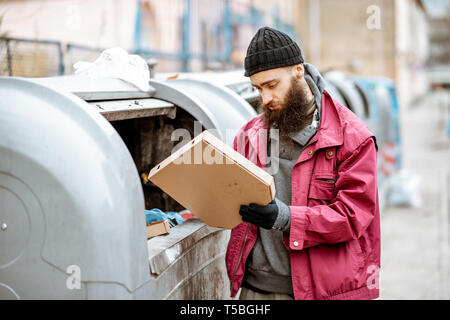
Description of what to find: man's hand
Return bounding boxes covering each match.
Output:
[239,199,279,229]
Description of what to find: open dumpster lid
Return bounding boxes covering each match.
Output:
[29,75,156,101]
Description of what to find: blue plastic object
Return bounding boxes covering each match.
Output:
[447,114,450,136]
[371,77,402,169]
[145,208,186,227]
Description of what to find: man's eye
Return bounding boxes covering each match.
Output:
[268,83,277,89]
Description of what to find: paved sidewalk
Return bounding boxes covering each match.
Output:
[379,91,450,300]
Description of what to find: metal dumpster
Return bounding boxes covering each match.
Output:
[155,71,261,111]
[322,72,402,210]
[372,78,402,170]
[0,74,256,299]
[323,71,368,124]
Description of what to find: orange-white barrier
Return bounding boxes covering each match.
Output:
[381,141,396,177]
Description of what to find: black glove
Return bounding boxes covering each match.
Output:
[239,199,278,230]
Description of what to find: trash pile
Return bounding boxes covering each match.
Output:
[74,47,152,92]
[145,208,195,227]
[145,208,195,239]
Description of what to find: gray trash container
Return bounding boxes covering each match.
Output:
[0,75,256,299]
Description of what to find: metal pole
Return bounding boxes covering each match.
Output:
[309,0,321,68]
[132,0,142,52]
[6,39,12,76]
[57,42,64,75]
[224,0,232,63]
[182,0,192,72]
[273,5,280,30]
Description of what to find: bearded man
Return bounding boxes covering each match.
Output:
[225,27,381,300]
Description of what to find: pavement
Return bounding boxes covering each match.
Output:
[378,90,450,300]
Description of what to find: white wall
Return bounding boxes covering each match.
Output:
[0,0,136,49]
[395,0,429,109]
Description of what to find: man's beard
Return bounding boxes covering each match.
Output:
[261,77,315,138]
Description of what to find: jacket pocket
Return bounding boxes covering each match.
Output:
[307,177,336,206]
[308,241,367,299]
[308,180,334,199]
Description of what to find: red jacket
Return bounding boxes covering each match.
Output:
[226,90,381,300]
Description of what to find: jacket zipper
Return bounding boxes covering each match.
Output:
[230,224,251,292]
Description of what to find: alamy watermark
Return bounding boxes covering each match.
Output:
[366,264,380,290]
[66,265,81,290]
[366,5,381,30]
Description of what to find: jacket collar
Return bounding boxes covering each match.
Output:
[309,90,344,150]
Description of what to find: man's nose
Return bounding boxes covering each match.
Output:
[261,92,273,106]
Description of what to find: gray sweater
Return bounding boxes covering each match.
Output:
[242,63,326,294]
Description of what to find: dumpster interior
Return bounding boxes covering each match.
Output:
[110,108,202,212]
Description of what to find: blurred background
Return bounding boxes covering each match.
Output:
[1,0,448,108]
[0,0,449,300]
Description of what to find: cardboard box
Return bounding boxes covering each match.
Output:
[146,220,170,238]
[148,130,275,229]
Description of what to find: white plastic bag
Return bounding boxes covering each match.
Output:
[386,170,422,208]
[73,47,151,91]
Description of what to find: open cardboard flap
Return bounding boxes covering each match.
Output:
[148,130,275,229]
[146,220,171,238]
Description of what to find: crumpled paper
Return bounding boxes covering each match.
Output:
[74,47,151,91]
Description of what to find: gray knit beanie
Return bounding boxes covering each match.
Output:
[244,26,304,77]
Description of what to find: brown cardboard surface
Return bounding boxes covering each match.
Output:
[149,130,276,229]
[146,220,170,238]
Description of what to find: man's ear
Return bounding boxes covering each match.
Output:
[292,63,304,79]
